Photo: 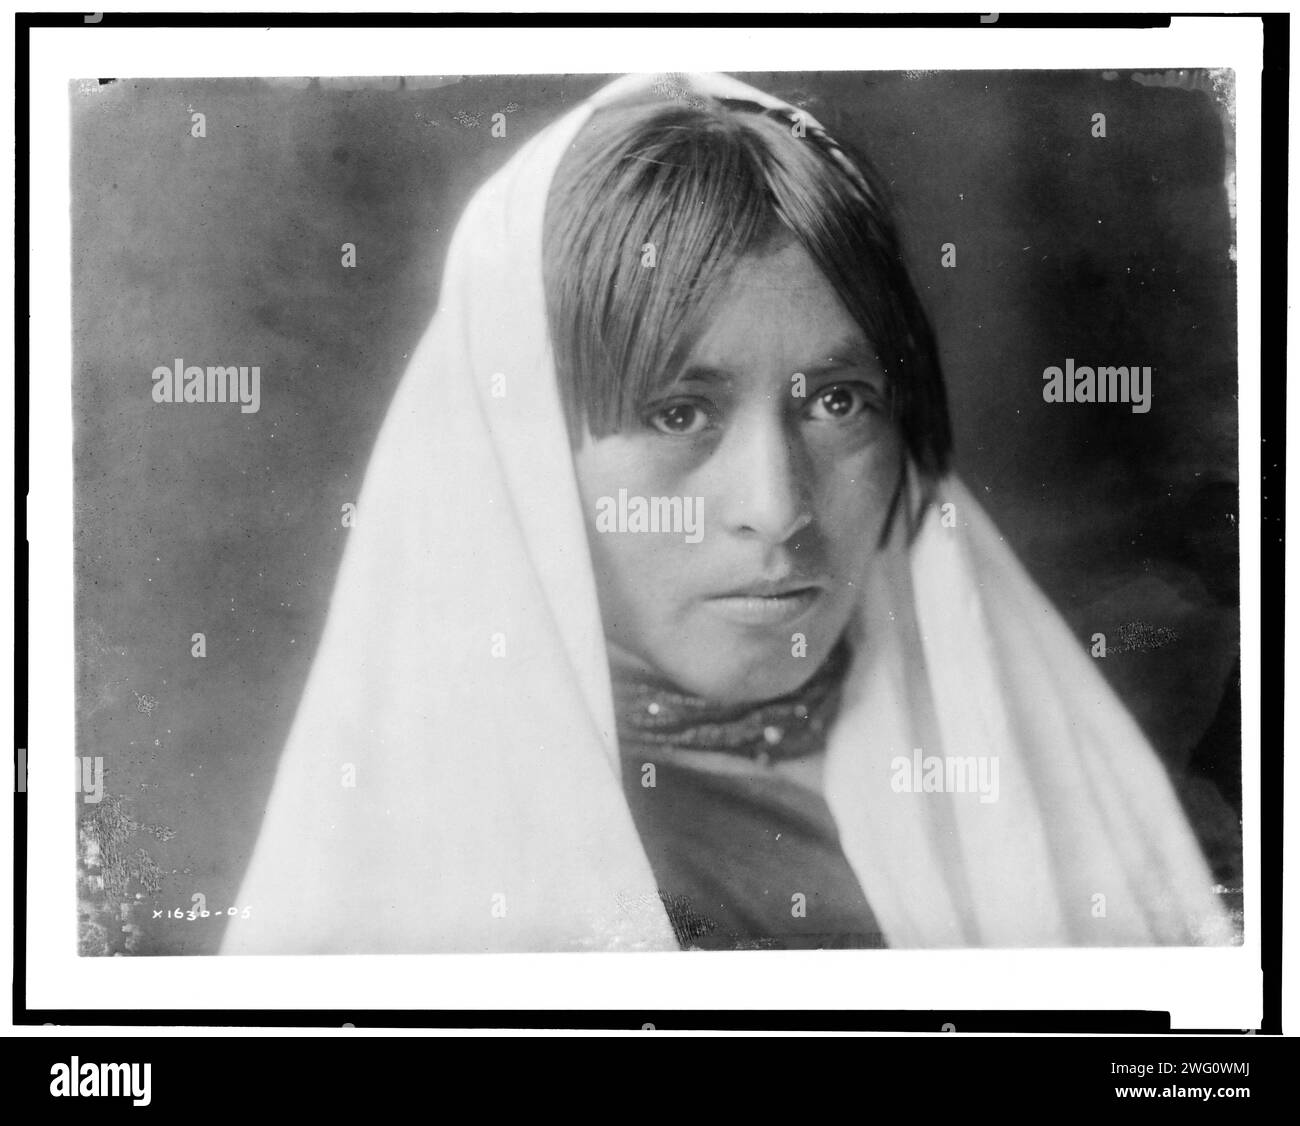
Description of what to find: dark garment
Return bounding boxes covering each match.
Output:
[619,751,886,949]
[613,642,886,950]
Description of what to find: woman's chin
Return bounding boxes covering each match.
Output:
[656,648,827,708]
[607,615,849,706]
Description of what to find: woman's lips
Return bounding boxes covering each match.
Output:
[702,585,824,626]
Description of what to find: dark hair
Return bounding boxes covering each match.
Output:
[542,92,952,482]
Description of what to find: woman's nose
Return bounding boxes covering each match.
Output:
[715,410,813,545]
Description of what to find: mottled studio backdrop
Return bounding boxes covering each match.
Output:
[71,70,1241,955]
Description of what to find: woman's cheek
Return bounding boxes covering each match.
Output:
[819,441,901,546]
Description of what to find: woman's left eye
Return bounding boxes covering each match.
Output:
[805,382,876,422]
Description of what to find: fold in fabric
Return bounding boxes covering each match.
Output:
[220,72,1234,954]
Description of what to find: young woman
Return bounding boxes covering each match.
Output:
[220,72,1234,954]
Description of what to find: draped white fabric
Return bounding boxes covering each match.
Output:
[220,73,1233,954]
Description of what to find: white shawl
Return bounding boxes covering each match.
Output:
[220,73,1233,954]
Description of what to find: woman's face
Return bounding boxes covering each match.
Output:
[573,236,906,706]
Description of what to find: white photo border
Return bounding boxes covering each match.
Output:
[23,14,1266,1030]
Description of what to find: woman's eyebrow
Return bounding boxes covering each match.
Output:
[661,337,879,392]
[668,364,733,388]
[801,336,880,374]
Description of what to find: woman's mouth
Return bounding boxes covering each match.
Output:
[702,582,825,627]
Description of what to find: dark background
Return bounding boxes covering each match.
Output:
[71,70,1241,955]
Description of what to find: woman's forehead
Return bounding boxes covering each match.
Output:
[680,241,875,377]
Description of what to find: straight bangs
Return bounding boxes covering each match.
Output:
[543,99,778,442]
[543,94,951,477]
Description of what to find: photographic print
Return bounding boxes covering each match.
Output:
[68,66,1243,958]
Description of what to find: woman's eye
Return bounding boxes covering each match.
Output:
[806,382,875,423]
[646,401,711,436]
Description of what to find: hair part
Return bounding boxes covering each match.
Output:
[542,94,952,485]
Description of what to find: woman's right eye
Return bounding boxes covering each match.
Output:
[645,400,712,436]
